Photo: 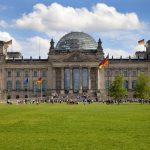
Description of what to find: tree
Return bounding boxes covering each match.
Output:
[134,73,150,99]
[109,75,127,104]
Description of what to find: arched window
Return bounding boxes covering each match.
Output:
[16,80,21,91]
[7,81,12,91]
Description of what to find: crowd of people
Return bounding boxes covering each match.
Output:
[5,93,150,105]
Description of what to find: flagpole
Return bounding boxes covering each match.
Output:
[107,54,110,101]
[41,81,42,101]
[28,81,29,99]
[34,81,36,97]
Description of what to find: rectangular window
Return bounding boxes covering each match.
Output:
[123,70,128,77]
[132,71,137,77]
[8,71,11,77]
[124,80,128,89]
[24,80,29,91]
[25,71,29,77]
[115,70,119,76]
[16,80,21,91]
[42,69,47,77]
[33,70,38,77]
[16,71,20,77]
[7,81,12,91]
[105,70,111,76]
[105,80,109,89]
[132,80,136,89]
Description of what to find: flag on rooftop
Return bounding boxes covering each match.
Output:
[99,54,109,69]
[138,39,144,45]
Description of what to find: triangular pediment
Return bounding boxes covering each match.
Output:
[55,51,97,62]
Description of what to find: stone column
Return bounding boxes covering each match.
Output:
[88,67,91,94]
[52,68,56,93]
[128,68,132,98]
[47,66,53,95]
[69,67,73,93]
[2,69,7,101]
[10,69,14,99]
[79,67,82,94]
[0,68,3,100]
[97,68,100,90]
[31,69,35,97]
[2,69,6,90]
[61,67,64,94]
[20,69,24,98]
[99,68,105,97]
[128,69,132,90]
[12,69,15,91]
[29,69,32,97]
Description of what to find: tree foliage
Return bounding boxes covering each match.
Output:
[109,75,127,100]
[134,73,150,99]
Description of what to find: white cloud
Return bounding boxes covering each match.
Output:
[16,2,143,38]
[0,31,50,58]
[0,30,51,58]
[21,36,50,58]
[0,31,22,51]
[0,2,147,59]
[0,20,7,28]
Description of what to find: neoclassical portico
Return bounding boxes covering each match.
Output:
[47,32,104,96]
[51,64,104,96]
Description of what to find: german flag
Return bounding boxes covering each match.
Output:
[138,39,144,45]
[99,55,109,69]
[36,77,42,85]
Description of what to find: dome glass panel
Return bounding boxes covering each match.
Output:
[56,32,97,51]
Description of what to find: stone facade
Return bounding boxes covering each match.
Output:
[0,32,150,101]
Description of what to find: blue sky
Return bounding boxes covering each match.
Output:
[0,0,150,58]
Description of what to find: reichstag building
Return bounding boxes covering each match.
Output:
[0,32,150,100]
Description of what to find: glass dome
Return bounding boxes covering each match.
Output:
[55,32,97,51]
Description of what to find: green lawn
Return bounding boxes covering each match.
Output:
[0,103,150,150]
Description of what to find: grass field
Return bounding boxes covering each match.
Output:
[0,103,150,150]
